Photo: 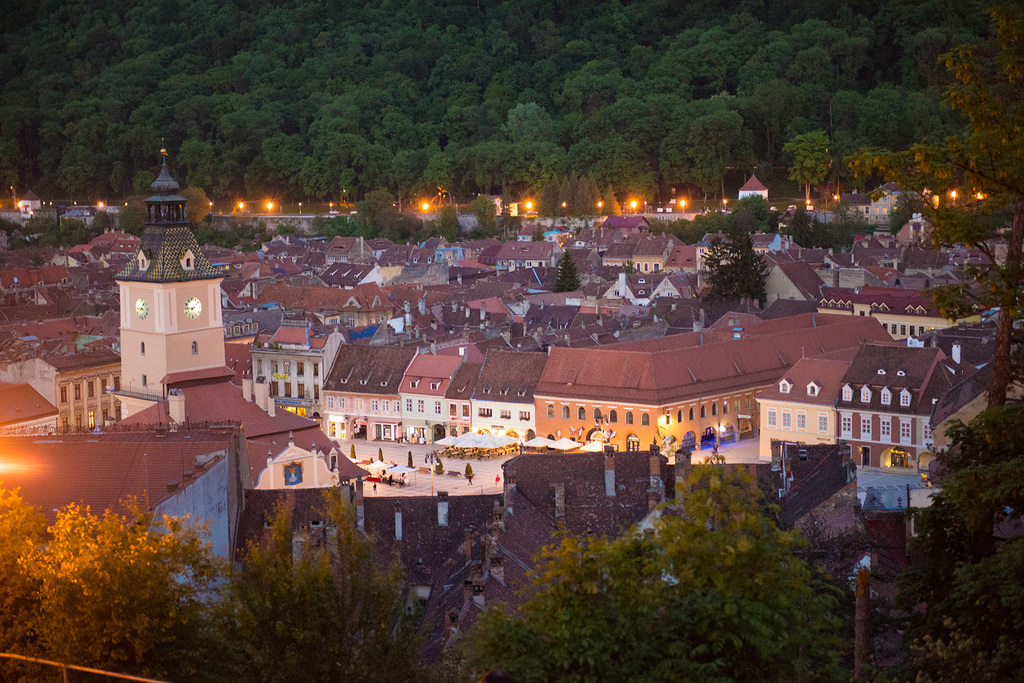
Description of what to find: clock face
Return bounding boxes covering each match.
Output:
[135,298,148,319]
[184,297,202,319]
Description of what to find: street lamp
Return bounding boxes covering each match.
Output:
[298,202,302,214]
[630,200,637,212]
[266,201,274,213]
[597,201,603,209]
[421,201,430,212]
[238,201,245,211]
[525,200,533,211]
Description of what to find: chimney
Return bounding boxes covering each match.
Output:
[618,271,627,297]
[242,377,253,402]
[952,342,961,364]
[418,298,426,315]
[505,476,516,516]
[480,306,486,321]
[554,483,565,519]
[394,502,402,541]
[355,478,365,532]
[457,273,463,285]
[604,450,616,497]
[253,380,269,411]
[167,389,186,423]
[438,491,449,526]
[648,448,663,511]
[429,341,437,354]
[490,554,504,584]
[267,397,276,418]
[465,307,470,319]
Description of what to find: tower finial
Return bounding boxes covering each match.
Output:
[160,138,167,159]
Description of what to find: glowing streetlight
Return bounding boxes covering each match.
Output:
[525,200,533,211]
[97,201,104,208]
[266,201,274,212]
[630,200,638,212]
[679,199,686,209]
[298,202,302,214]
[976,192,985,200]
[950,189,957,204]
[421,201,430,212]
[597,201,603,209]
[238,201,245,211]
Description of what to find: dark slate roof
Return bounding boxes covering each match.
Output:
[473,348,549,404]
[322,345,418,396]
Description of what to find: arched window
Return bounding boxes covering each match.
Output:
[700,405,706,419]
[711,403,718,416]
[677,410,682,423]
[191,341,198,355]
[140,341,145,355]
[546,405,554,418]
[594,408,602,421]
[723,402,729,414]
[609,410,617,423]
[562,406,570,419]
[640,413,650,426]
[689,407,694,421]
[625,412,634,425]
[577,407,585,420]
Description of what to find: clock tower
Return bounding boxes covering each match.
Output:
[116,151,226,418]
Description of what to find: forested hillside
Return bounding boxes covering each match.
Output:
[0,0,988,203]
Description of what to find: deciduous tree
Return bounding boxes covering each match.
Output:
[784,130,831,203]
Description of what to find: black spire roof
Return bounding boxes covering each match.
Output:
[116,153,222,283]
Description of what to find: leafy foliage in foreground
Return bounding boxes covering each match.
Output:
[466,465,845,681]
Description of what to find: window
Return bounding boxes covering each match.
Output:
[577,407,585,420]
[923,422,932,442]
[818,414,828,433]
[908,325,915,336]
[327,396,334,409]
[796,412,806,430]
[700,405,706,418]
[404,398,413,412]
[860,386,871,403]
[284,361,291,374]
[500,409,511,420]
[435,401,442,415]
[313,363,319,377]
[478,407,493,417]
[141,341,145,355]
[723,402,729,414]
[113,377,120,391]
[625,412,634,425]
[881,388,891,405]
[86,381,95,398]
[767,409,777,428]
[371,399,379,412]
[74,384,81,400]
[192,341,198,355]
[298,383,305,398]
[75,414,82,430]
[355,399,362,410]
[284,384,292,397]
[546,405,554,418]
[841,414,852,437]
[900,421,912,442]
[861,415,871,439]
[900,325,907,336]
[880,420,891,441]
[640,413,650,426]
[88,411,95,428]
[782,410,792,429]
[417,400,425,413]
[102,408,108,421]
[842,385,853,401]
[779,380,790,394]
[60,386,67,403]
[272,362,278,373]
[270,382,278,397]
[562,406,570,419]
[115,405,121,420]
[520,411,531,421]
[451,404,459,417]
[340,398,346,409]
[591,408,601,421]
[314,386,319,401]
[462,404,468,417]
[688,407,695,421]
[900,390,911,407]
[711,403,718,416]
[141,375,147,387]
[297,362,304,375]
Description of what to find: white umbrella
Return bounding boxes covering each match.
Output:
[386,464,416,474]
[549,437,580,451]
[365,461,390,473]
[580,440,607,452]
[523,436,555,448]
[435,435,461,446]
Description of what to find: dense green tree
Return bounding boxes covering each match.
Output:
[899,404,1024,681]
[467,465,844,681]
[469,195,496,235]
[784,130,831,203]
[437,205,460,242]
[181,186,212,226]
[229,495,424,682]
[553,249,581,292]
[705,223,767,305]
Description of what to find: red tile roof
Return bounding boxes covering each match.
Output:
[739,175,768,192]
[0,383,57,426]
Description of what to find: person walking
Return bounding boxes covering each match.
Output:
[373,481,377,494]
[495,474,500,485]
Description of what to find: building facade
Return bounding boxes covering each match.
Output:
[471,349,547,441]
[51,349,123,431]
[321,345,417,442]
[251,322,344,421]
[398,353,464,443]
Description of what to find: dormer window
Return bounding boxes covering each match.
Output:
[842,384,853,401]
[430,381,440,390]
[779,380,791,394]
[181,249,195,271]
[896,370,906,377]
[877,369,886,375]
[137,252,149,272]
[410,380,419,389]
[900,389,911,407]
[806,382,819,397]
[881,388,892,405]
[860,386,872,403]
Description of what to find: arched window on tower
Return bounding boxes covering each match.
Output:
[140,341,145,355]
[192,341,198,355]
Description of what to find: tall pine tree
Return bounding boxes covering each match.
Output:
[553,250,581,292]
[704,224,767,305]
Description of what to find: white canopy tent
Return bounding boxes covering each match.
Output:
[523,436,555,448]
[549,437,581,451]
[580,440,607,452]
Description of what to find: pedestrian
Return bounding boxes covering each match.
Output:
[373,482,377,494]
[495,474,500,485]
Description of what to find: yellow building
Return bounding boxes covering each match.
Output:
[51,349,122,431]
[817,287,979,340]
